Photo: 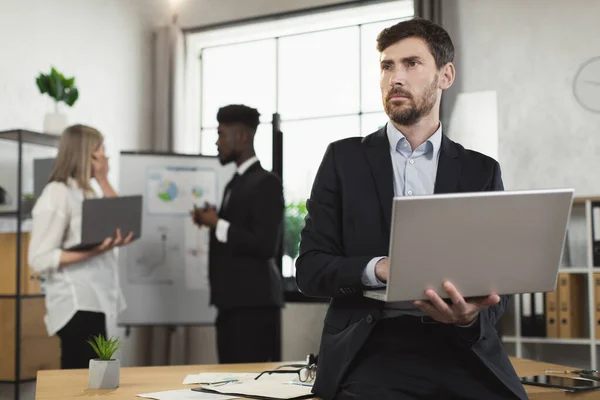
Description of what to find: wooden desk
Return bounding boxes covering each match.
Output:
[36,357,600,399]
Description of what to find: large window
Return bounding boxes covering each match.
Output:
[185,1,414,294]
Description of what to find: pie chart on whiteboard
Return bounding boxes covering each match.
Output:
[158,180,178,202]
[146,166,218,215]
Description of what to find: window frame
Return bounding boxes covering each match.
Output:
[183,1,414,302]
[183,0,414,151]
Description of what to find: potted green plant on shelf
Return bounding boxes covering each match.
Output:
[35,66,79,134]
[21,193,36,215]
[87,334,122,389]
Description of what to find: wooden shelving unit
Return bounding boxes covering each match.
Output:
[0,130,61,400]
[501,196,600,370]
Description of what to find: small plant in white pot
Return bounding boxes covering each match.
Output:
[35,66,79,134]
[87,334,122,389]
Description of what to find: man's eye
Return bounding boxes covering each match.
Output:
[408,61,419,67]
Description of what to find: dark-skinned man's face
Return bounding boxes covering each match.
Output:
[215,123,241,165]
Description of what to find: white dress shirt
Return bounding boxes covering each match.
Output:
[359,122,478,327]
[363,121,443,318]
[215,156,259,243]
[28,178,126,336]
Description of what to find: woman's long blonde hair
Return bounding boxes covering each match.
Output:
[48,124,104,192]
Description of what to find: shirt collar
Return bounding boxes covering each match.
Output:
[66,177,82,190]
[66,176,95,198]
[66,177,77,187]
[386,121,443,156]
[237,156,259,175]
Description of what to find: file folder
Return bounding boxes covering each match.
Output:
[592,203,600,266]
[545,289,559,338]
[558,273,585,338]
[521,293,535,337]
[594,273,600,340]
[533,292,546,337]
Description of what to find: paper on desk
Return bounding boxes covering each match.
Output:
[197,380,314,400]
[137,388,236,400]
[182,372,259,385]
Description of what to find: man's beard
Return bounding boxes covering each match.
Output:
[384,76,438,126]
[218,151,236,165]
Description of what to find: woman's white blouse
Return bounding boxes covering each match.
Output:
[28,178,126,336]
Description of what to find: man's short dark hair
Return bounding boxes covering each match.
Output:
[376,17,454,69]
[216,104,261,132]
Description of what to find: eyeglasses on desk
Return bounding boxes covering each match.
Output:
[255,363,317,383]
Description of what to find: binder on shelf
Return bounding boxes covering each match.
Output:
[521,293,535,337]
[594,273,600,340]
[558,273,585,338]
[592,203,600,266]
[545,289,559,338]
[560,229,572,267]
[533,292,546,337]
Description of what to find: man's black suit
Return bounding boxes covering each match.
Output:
[296,127,528,399]
[209,161,284,363]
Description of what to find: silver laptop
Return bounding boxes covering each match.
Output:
[363,189,574,302]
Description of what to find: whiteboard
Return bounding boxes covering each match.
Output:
[117,152,235,326]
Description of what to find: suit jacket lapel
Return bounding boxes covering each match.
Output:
[218,179,234,217]
[219,161,262,217]
[434,135,462,194]
[363,126,394,229]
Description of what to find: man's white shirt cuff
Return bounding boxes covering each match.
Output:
[362,256,387,287]
[215,219,230,243]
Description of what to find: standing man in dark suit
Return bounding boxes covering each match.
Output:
[296,18,527,400]
[192,104,284,364]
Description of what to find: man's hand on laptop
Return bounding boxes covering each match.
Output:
[375,258,389,283]
[412,281,500,325]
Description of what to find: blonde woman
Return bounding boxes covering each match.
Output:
[28,124,132,369]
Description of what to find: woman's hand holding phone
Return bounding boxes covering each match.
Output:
[92,148,109,182]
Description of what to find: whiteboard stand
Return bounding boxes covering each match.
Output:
[165,325,176,365]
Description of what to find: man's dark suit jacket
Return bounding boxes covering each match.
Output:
[209,161,284,310]
[296,127,528,400]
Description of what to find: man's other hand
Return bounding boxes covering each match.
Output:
[375,258,389,283]
[413,281,500,325]
[191,204,219,229]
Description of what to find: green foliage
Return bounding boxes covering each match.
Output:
[22,193,36,200]
[36,67,79,107]
[283,201,308,260]
[87,334,122,361]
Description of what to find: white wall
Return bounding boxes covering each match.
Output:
[443,0,600,195]
[173,0,351,28]
[0,0,163,181]
[0,0,163,398]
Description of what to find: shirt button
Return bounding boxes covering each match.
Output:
[407,190,413,195]
[409,159,415,164]
[403,142,409,148]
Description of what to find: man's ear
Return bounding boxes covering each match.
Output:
[238,127,250,144]
[439,62,455,90]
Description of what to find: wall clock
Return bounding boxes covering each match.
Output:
[573,56,600,113]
